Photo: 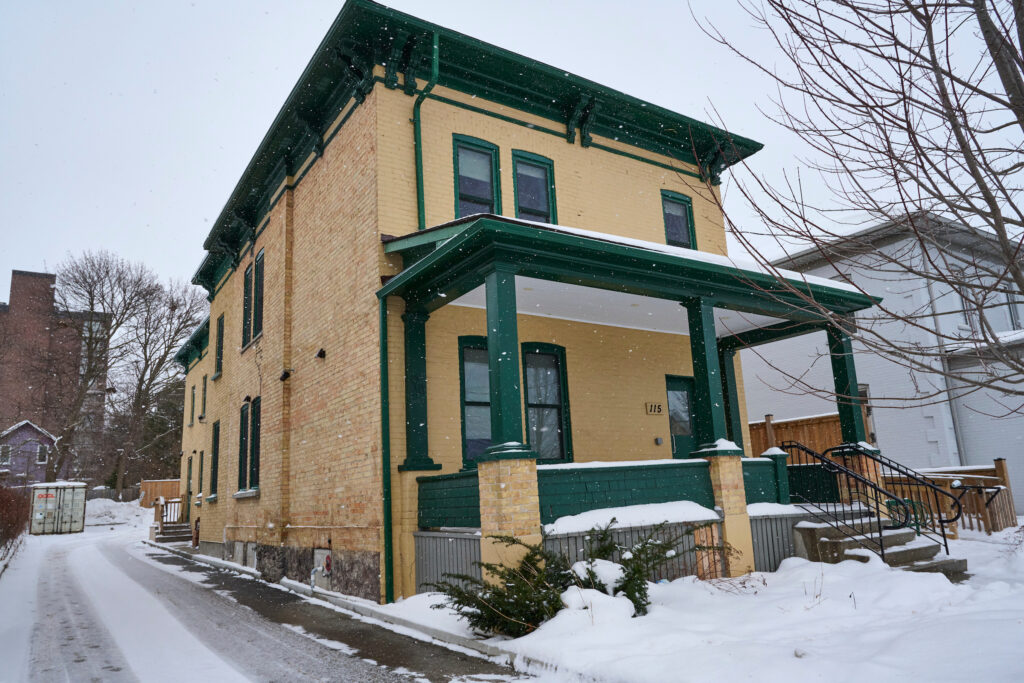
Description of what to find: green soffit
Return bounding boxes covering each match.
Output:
[190,0,763,294]
[174,316,210,368]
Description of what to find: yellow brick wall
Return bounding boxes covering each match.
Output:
[179,352,213,515]
[375,85,726,254]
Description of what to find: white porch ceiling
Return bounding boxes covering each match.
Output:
[450,275,785,339]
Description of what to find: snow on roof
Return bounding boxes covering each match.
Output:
[0,420,57,442]
[29,481,86,488]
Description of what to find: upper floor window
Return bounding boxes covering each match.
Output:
[214,314,224,377]
[512,151,556,224]
[36,445,48,464]
[189,385,196,426]
[242,251,265,348]
[0,445,11,466]
[200,375,208,419]
[454,135,500,218]
[209,421,220,497]
[242,263,253,347]
[661,190,696,249]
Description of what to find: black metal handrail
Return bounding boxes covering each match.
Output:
[822,442,962,554]
[781,440,913,562]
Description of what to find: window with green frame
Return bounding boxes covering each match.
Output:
[458,336,491,464]
[237,402,249,490]
[214,314,224,377]
[242,263,253,347]
[512,150,556,224]
[189,385,195,426]
[521,342,572,462]
[200,375,207,418]
[454,135,501,218]
[661,190,696,249]
[209,421,220,496]
[458,337,572,466]
[198,450,204,495]
[252,250,264,338]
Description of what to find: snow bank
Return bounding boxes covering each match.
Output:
[544,501,719,535]
[86,498,150,528]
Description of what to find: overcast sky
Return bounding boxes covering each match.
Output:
[0,1,808,299]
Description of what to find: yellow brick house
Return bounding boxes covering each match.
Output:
[174,0,876,603]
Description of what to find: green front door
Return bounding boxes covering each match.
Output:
[666,375,696,458]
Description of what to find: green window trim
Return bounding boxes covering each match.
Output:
[200,375,208,418]
[214,314,224,378]
[458,336,573,467]
[661,190,697,250]
[242,263,253,347]
[453,134,501,218]
[253,250,265,338]
[210,420,220,496]
[521,342,573,464]
[249,396,261,489]
[238,402,249,491]
[198,450,204,495]
[458,335,490,469]
[189,385,195,426]
[511,150,557,224]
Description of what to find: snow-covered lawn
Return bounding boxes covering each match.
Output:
[384,523,1024,682]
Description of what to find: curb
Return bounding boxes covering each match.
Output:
[141,540,574,677]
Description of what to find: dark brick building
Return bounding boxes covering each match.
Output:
[0,270,105,481]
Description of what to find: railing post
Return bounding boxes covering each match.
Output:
[993,458,1016,517]
[761,448,790,504]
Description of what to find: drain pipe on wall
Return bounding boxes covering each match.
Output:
[925,276,968,465]
[413,32,440,231]
[379,296,395,603]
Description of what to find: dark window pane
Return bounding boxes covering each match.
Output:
[663,198,691,248]
[464,405,491,460]
[524,352,560,405]
[459,199,492,217]
[458,146,493,210]
[528,406,563,460]
[463,348,490,402]
[516,162,549,220]
[667,389,692,436]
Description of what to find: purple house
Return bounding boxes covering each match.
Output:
[0,420,62,487]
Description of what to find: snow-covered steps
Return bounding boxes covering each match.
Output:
[153,523,192,544]
[843,537,941,567]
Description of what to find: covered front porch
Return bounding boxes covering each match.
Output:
[377,215,877,600]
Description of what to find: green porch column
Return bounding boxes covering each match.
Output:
[827,325,867,444]
[481,266,535,460]
[720,348,744,450]
[685,298,736,452]
[400,307,440,471]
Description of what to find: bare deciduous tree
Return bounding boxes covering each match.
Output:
[699,0,1024,412]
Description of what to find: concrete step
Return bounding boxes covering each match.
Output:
[156,532,193,542]
[843,538,941,567]
[819,527,917,558]
[902,556,970,582]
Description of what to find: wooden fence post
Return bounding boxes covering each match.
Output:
[764,414,775,448]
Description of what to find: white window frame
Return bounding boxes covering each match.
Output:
[36,444,48,464]
[0,445,11,466]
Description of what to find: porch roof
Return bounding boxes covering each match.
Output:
[379,216,878,344]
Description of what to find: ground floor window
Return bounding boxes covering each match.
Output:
[237,397,261,490]
[458,337,572,465]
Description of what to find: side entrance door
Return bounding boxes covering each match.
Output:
[666,375,696,458]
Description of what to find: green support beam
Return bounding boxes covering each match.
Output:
[686,298,734,452]
[720,348,744,450]
[400,307,440,471]
[827,325,867,444]
[480,266,535,461]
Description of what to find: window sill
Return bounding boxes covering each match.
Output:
[205,494,218,503]
[233,488,260,500]
[240,332,263,356]
[194,499,202,507]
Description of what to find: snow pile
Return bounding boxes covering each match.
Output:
[86,498,150,528]
[572,558,625,592]
[543,500,719,535]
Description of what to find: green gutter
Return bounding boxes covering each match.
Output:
[379,297,394,603]
[414,32,440,230]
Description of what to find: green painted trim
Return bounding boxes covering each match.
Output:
[685,299,728,446]
[453,134,502,218]
[210,420,220,496]
[718,320,827,352]
[384,224,466,254]
[521,341,572,463]
[828,326,867,443]
[761,450,790,504]
[174,317,210,368]
[426,92,566,139]
[242,263,253,347]
[588,142,704,182]
[458,334,489,469]
[719,349,743,450]
[414,32,440,230]
[511,150,557,224]
[214,314,225,377]
[238,402,249,491]
[416,470,480,528]
[660,190,697,250]
[484,267,523,445]
[379,298,395,603]
[249,396,261,489]
[399,307,441,470]
[742,458,776,504]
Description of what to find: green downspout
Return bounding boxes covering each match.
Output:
[413,32,440,231]
[379,297,394,603]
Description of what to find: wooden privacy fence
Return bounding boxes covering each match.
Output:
[139,479,180,508]
[749,413,843,460]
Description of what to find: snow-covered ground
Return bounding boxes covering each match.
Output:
[385,522,1024,683]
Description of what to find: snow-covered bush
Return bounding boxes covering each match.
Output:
[432,520,720,636]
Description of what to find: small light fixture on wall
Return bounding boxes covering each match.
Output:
[315,348,326,359]
[654,437,664,446]
[280,369,292,381]
[243,395,252,403]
